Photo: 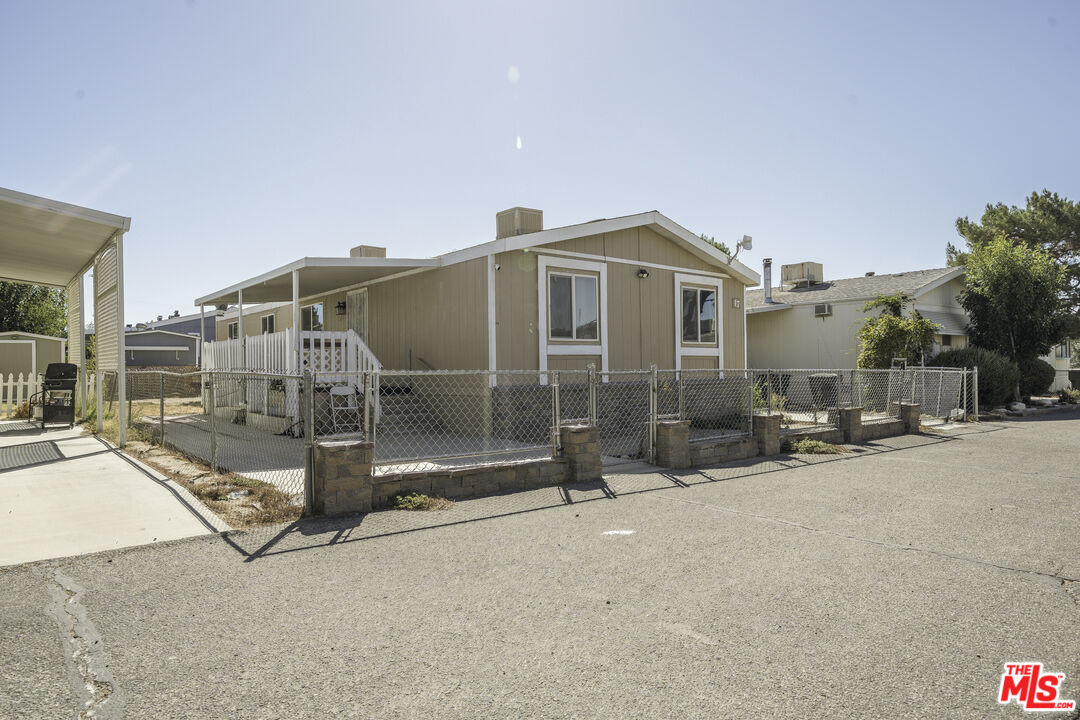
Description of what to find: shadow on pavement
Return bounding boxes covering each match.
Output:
[219,426,1001,563]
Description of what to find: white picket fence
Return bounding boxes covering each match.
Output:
[0,373,42,418]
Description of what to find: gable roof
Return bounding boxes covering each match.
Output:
[195,210,761,306]
[746,266,963,309]
[0,331,66,342]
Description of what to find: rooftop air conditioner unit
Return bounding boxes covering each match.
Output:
[814,303,832,317]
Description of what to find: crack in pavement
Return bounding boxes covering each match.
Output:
[649,493,1080,589]
[40,567,123,719]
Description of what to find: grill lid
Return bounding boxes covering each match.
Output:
[45,363,78,380]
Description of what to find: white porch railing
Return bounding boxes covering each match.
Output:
[0,373,42,418]
[202,328,380,375]
[201,329,381,428]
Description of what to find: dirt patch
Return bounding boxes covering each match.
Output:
[124,440,302,529]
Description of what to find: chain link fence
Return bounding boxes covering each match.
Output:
[92,364,978,515]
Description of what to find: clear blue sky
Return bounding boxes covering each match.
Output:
[2,1,1077,322]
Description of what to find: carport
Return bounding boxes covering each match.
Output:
[0,187,131,444]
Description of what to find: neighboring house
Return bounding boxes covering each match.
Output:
[124,330,200,367]
[746,262,967,370]
[133,310,216,341]
[196,208,761,374]
[746,260,1074,391]
[0,331,66,378]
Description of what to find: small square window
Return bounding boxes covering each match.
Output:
[227,322,238,340]
[301,304,324,331]
[261,315,275,334]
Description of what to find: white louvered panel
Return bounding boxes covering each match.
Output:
[94,246,120,372]
[66,276,82,365]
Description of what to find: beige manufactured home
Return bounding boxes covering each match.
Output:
[746,262,968,370]
[196,208,760,375]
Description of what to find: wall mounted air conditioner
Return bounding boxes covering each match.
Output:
[814,303,832,317]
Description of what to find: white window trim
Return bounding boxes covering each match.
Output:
[301,302,324,332]
[261,313,275,334]
[546,271,600,343]
[537,255,607,379]
[674,272,723,371]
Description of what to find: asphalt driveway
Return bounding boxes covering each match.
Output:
[2,411,1078,719]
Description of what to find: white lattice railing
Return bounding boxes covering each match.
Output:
[0,373,42,418]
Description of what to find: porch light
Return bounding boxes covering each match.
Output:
[335,301,346,315]
[636,268,650,279]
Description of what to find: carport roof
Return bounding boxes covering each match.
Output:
[0,187,131,287]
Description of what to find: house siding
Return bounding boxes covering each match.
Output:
[748,301,868,369]
[0,334,65,377]
[495,226,747,371]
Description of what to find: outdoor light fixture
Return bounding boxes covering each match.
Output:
[335,301,346,315]
[726,235,753,264]
[636,268,650,279]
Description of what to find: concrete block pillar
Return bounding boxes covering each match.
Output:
[900,403,921,434]
[752,413,781,457]
[312,439,374,515]
[837,407,863,444]
[655,420,690,468]
[559,424,602,482]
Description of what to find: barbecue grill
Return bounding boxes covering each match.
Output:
[32,363,78,429]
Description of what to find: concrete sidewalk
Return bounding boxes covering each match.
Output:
[0,422,224,567]
[2,413,1078,719]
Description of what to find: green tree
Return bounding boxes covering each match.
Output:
[0,282,66,336]
[960,238,1069,397]
[948,190,1080,313]
[699,233,732,256]
[856,293,939,369]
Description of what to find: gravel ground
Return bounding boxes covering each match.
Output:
[2,411,1078,719]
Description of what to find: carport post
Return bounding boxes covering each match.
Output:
[292,270,301,373]
[115,233,127,447]
[96,370,103,434]
[199,306,205,402]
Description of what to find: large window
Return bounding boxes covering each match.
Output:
[681,286,717,344]
[301,303,324,331]
[261,314,275,334]
[227,321,238,340]
[549,272,598,341]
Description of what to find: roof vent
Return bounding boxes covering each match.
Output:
[865,271,875,277]
[496,207,543,239]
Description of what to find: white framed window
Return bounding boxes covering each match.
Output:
[680,285,717,346]
[674,272,724,371]
[536,256,608,377]
[548,272,599,341]
[227,321,238,340]
[301,303,324,331]
[1056,341,1071,359]
[261,314,275,334]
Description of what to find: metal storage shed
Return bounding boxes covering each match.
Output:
[0,187,132,444]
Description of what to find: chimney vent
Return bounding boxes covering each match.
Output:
[865,271,875,277]
[763,258,773,303]
[350,245,386,258]
[496,207,543,239]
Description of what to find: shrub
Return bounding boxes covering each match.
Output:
[1058,387,1080,404]
[781,438,846,455]
[1018,357,1056,397]
[926,346,1019,408]
[391,492,452,511]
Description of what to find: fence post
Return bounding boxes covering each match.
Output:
[649,364,658,463]
[303,370,314,515]
[362,371,371,443]
[972,366,979,421]
[208,373,217,473]
[159,373,165,445]
[551,370,561,454]
[587,363,597,426]
[747,370,754,429]
[766,369,773,415]
[677,370,685,420]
